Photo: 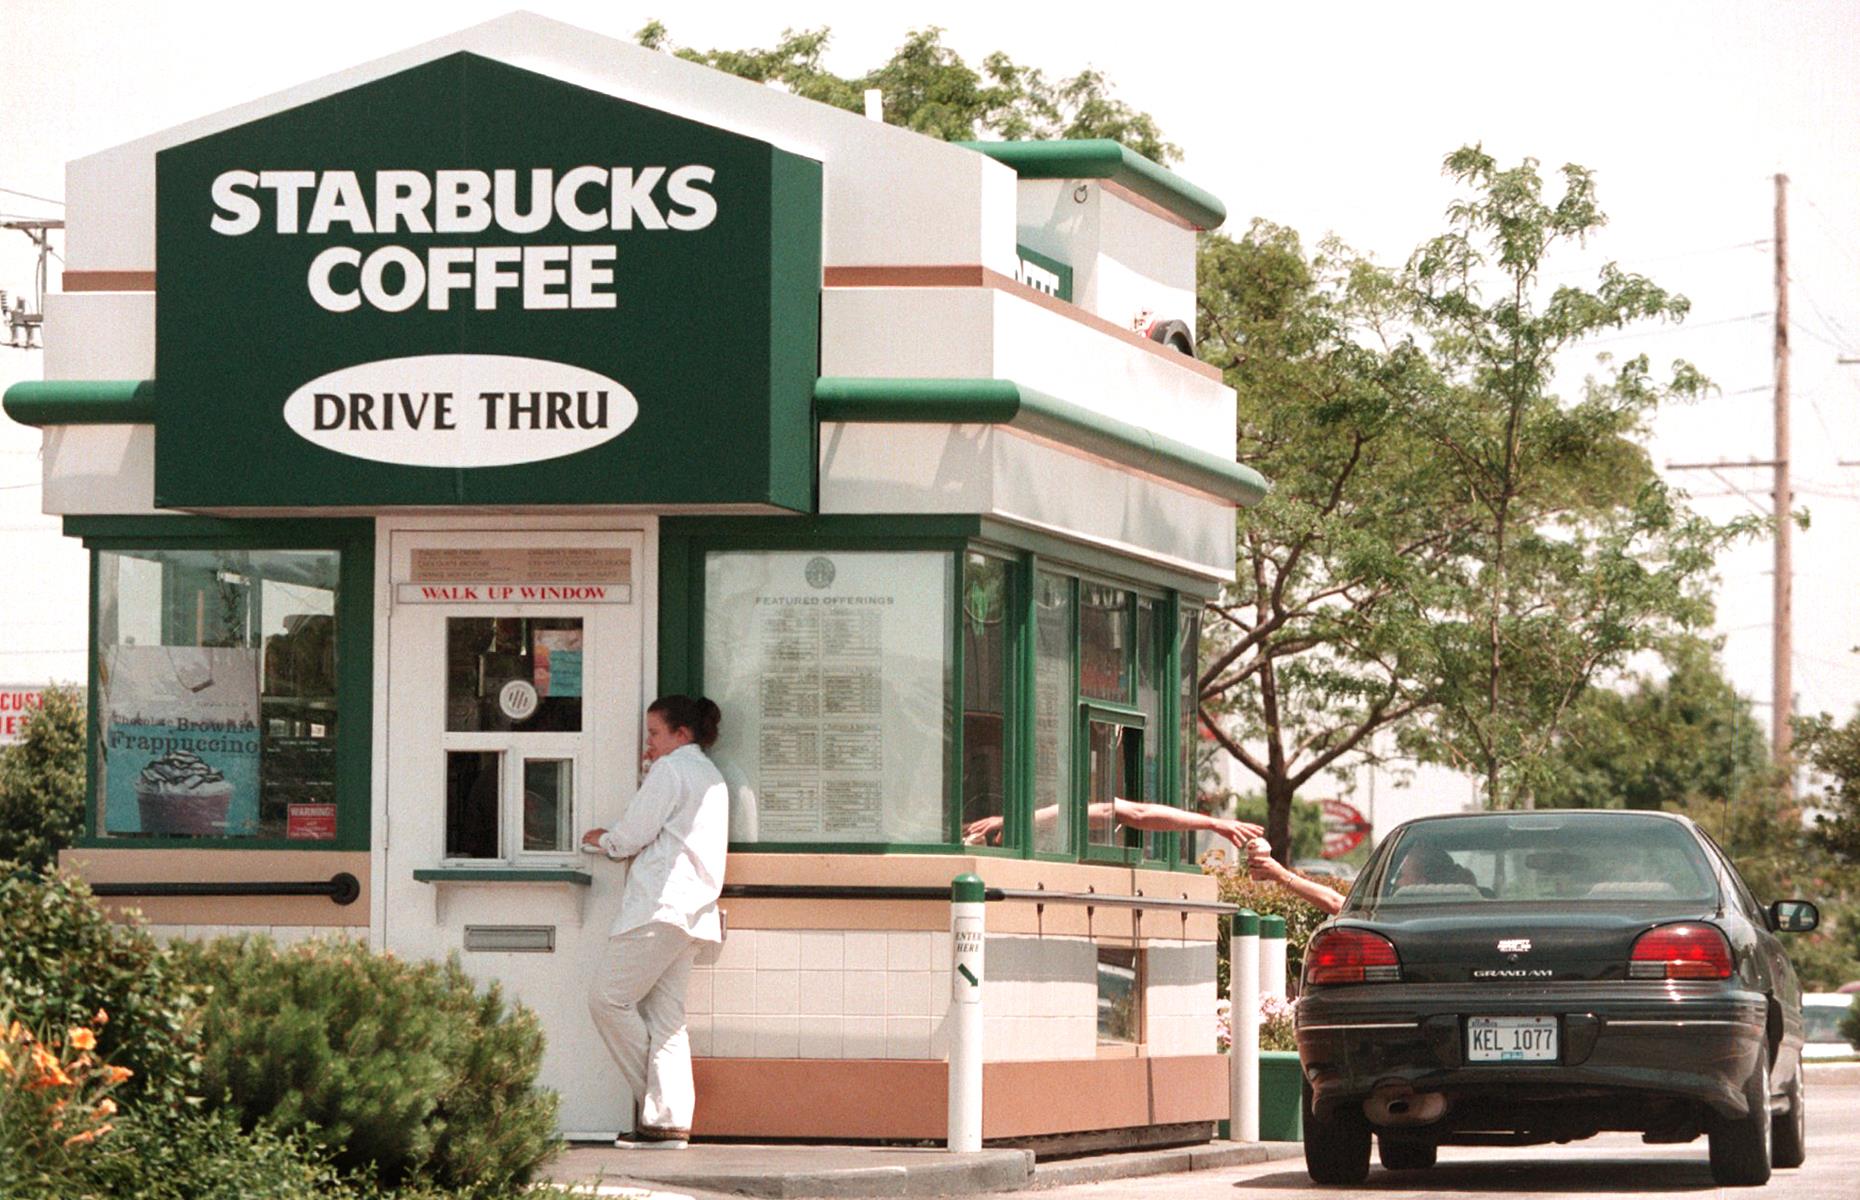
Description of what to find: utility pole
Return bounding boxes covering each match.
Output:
[1771,173,1793,793]
[1666,174,1796,798]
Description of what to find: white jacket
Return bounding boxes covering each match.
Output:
[597,743,728,941]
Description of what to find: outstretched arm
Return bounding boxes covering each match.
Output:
[963,801,1263,850]
[1248,849,1346,915]
[1108,800,1262,853]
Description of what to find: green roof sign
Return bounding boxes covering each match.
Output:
[155,53,821,509]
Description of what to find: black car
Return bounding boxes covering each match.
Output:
[1294,809,1819,1187]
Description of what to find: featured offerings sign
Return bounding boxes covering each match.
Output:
[155,52,821,508]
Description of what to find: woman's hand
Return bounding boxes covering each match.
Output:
[581,828,607,850]
[1247,845,1291,882]
[1211,818,1265,852]
[963,815,1006,846]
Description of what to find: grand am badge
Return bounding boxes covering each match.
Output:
[1497,938,1533,954]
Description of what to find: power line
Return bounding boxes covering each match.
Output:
[0,186,63,208]
[1586,311,1770,346]
[1800,196,1860,276]
[1789,319,1855,356]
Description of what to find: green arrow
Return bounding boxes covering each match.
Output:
[958,964,980,987]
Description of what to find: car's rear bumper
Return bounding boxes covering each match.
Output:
[1296,982,1769,1129]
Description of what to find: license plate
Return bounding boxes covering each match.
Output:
[1467,1015,1558,1063]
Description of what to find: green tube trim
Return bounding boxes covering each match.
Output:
[3,380,156,426]
[951,872,987,904]
[815,377,1269,507]
[1231,908,1260,937]
[1259,914,1287,939]
[956,139,1226,231]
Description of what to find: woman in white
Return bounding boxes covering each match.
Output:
[582,694,728,1150]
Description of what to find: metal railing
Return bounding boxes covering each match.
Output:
[88,872,362,906]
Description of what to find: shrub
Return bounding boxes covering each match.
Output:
[1842,994,1860,1052]
[174,935,559,1198]
[0,685,86,871]
[0,866,202,1107]
[68,1109,349,1200]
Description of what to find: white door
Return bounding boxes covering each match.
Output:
[381,528,644,1135]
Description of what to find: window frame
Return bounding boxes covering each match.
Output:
[71,516,374,852]
[658,515,1215,863]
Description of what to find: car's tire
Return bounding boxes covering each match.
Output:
[1709,1058,1774,1186]
[1378,1136,1438,1170]
[1771,1066,1807,1169]
[1302,1080,1371,1185]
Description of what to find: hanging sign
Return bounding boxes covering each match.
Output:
[1320,798,1371,859]
[154,52,821,510]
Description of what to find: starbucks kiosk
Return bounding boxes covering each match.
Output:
[5,13,1266,1144]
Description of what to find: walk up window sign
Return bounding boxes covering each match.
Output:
[154,53,821,510]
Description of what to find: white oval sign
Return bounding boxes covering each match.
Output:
[283,354,639,467]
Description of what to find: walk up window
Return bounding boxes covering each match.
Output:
[79,520,373,849]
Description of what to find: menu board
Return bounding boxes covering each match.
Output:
[704,551,948,843]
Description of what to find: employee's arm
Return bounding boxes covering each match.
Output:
[593,765,675,860]
[1110,799,1263,852]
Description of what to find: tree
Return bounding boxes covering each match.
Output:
[0,685,86,870]
[1800,709,1860,866]
[1195,222,1466,859]
[635,22,1178,162]
[1534,637,1775,811]
[1400,147,1754,809]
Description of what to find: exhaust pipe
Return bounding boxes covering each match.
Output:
[1364,1083,1449,1126]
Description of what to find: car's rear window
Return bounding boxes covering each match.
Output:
[1371,813,1719,905]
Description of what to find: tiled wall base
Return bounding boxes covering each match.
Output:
[691,1054,1228,1139]
[691,928,1216,1061]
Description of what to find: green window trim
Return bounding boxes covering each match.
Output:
[72,516,374,853]
[956,138,1227,232]
[412,867,591,886]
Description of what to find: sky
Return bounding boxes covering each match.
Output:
[2,1,1857,816]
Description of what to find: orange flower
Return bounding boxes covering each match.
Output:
[63,1122,113,1147]
[0,1045,13,1074]
[91,1009,109,1027]
[67,1027,97,1052]
[28,1045,73,1089]
[6,1020,25,1042]
[94,1098,118,1118]
[102,1065,134,1086]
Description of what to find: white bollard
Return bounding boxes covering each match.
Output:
[947,873,986,1152]
[1230,909,1260,1142]
[1258,914,1287,1003]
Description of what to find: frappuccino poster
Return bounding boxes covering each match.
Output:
[101,646,261,837]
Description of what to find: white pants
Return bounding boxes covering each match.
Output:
[588,922,702,1135]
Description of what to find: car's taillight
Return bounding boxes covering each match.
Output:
[1628,923,1734,980]
[1306,928,1401,985]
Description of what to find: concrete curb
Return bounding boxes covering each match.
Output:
[1026,1140,1304,1190]
[1805,1061,1860,1086]
[545,1146,1034,1198]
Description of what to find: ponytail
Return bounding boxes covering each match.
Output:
[650,694,721,748]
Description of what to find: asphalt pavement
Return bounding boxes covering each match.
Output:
[1023,1064,1860,1199]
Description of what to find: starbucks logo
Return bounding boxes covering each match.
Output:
[498,679,540,722]
[804,556,836,589]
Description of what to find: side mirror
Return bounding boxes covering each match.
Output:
[1769,899,1819,934]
